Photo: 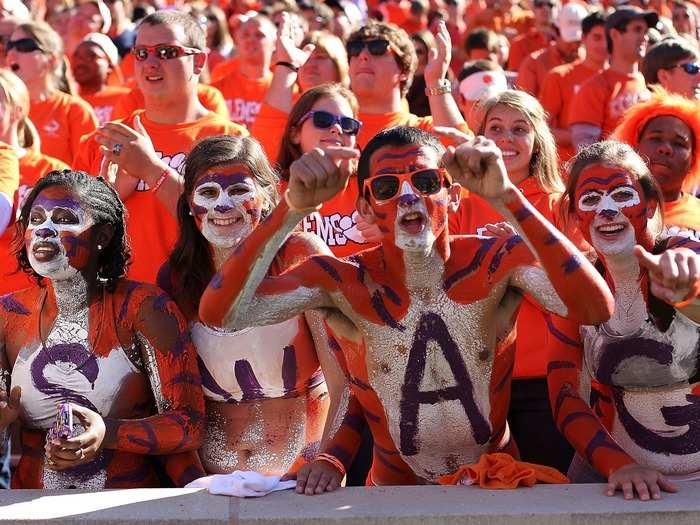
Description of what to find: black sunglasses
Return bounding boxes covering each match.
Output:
[6,38,43,53]
[533,0,555,7]
[671,62,700,75]
[298,110,362,135]
[363,168,450,203]
[347,39,392,58]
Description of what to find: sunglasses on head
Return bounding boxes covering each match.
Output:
[671,62,700,75]
[533,0,555,7]
[363,168,451,203]
[347,39,393,58]
[298,110,362,135]
[6,38,43,53]
[131,44,201,61]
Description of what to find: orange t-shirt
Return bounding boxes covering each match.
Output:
[516,44,570,98]
[29,91,98,165]
[209,56,240,85]
[111,83,229,122]
[449,176,578,379]
[250,102,288,163]
[508,29,550,72]
[356,111,435,149]
[663,193,700,231]
[467,6,534,37]
[212,68,273,128]
[73,110,249,283]
[0,149,68,296]
[539,60,604,163]
[80,85,132,125]
[568,69,650,139]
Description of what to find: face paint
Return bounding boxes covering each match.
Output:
[574,164,653,256]
[367,145,449,254]
[190,164,266,249]
[25,186,94,280]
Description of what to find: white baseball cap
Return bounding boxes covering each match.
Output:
[459,70,508,101]
[81,32,119,66]
[556,3,588,43]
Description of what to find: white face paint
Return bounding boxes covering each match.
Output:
[192,176,261,249]
[27,203,94,281]
[578,185,641,257]
[394,181,436,253]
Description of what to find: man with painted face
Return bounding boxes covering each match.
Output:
[547,140,700,500]
[198,126,614,492]
[73,10,247,284]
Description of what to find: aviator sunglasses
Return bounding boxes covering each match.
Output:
[346,39,394,58]
[131,44,201,61]
[363,168,451,203]
[669,62,700,75]
[297,110,362,136]
[6,38,44,53]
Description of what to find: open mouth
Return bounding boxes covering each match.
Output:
[320,138,343,146]
[9,63,19,72]
[32,241,60,262]
[501,149,518,159]
[399,211,426,234]
[595,223,626,236]
[145,74,164,82]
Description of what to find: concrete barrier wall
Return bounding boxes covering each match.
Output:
[2,483,700,525]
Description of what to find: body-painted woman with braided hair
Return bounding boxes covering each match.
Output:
[199,126,614,492]
[546,141,700,501]
[157,135,342,478]
[0,171,205,489]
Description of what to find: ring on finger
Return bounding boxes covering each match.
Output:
[112,143,123,156]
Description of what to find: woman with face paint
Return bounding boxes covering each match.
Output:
[158,135,342,479]
[547,140,700,500]
[613,90,700,233]
[0,170,205,489]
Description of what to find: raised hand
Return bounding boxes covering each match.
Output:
[274,12,315,68]
[45,404,106,470]
[606,463,677,501]
[95,115,166,186]
[287,147,359,211]
[634,245,700,305]
[443,136,512,202]
[424,20,451,87]
[0,385,20,430]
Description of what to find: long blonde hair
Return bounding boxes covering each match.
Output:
[475,89,563,193]
[16,21,74,95]
[0,69,40,150]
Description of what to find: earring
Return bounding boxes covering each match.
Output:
[97,244,103,251]
[188,210,193,216]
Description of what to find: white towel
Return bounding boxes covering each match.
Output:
[185,471,297,497]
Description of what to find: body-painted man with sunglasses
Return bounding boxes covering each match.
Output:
[74,10,247,284]
[199,126,614,492]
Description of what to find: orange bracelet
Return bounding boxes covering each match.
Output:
[152,167,172,192]
[315,453,346,477]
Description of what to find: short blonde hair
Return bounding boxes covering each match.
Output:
[0,69,40,149]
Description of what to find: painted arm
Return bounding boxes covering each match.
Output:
[425,21,468,130]
[444,136,614,325]
[199,147,360,330]
[103,288,205,455]
[545,314,634,477]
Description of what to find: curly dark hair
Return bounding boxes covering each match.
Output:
[167,135,279,315]
[11,170,131,291]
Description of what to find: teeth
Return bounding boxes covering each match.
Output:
[211,217,237,226]
[501,151,517,157]
[598,224,624,233]
[146,75,163,81]
[403,212,422,221]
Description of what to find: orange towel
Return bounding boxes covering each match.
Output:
[437,453,569,489]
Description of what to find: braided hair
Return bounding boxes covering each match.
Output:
[11,170,131,291]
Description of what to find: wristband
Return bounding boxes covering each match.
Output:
[425,78,452,96]
[315,453,346,477]
[275,61,300,73]
[152,167,171,192]
[283,189,322,214]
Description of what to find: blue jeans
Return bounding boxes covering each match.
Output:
[0,438,10,489]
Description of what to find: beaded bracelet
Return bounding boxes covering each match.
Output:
[315,453,346,477]
[152,167,171,192]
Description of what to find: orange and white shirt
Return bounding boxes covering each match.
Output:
[29,92,98,165]
[80,86,132,125]
[212,68,273,128]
